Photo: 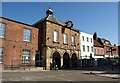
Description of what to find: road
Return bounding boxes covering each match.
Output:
[2,70,119,82]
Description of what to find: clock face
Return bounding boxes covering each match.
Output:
[66,21,73,28]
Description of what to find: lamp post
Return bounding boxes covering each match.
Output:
[90,54,93,67]
[80,56,82,68]
[85,55,87,67]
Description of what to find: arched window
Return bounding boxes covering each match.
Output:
[0,22,6,38]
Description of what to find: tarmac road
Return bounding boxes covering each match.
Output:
[2,70,119,82]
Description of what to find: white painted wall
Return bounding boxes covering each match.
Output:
[80,31,94,59]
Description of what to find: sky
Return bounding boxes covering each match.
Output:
[2,2,118,45]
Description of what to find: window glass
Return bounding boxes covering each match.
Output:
[0,47,3,63]
[23,29,31,42]
[91,38,92,43]
[98,48,101,54]
[0,22,6,38]
[94,48,96,54]
[87,46,89,52]
[54,30,59,42]
[87,37,89,42]
[91,47,93,52]
[22,49,30,63]
[64,33,68,44]
[72,35,75,45]
[83,45,85,52]
[82,36,84,41]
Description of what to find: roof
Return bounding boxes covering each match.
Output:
[33,15,66,26]
[100,38,111,45]
[0,17,34,27]
[94,40,104,47]
[71,28,80,32]
[33,15,80,32]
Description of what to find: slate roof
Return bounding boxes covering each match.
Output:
[33,15,66,26]
[33,15,80,32]
[94,40,104,47]
[100,38,111,45]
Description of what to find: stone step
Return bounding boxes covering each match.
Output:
[25,67,44,71]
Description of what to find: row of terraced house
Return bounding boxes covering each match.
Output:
[0,8,119,70]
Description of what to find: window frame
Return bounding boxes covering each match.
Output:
[94,48,96,54]
[53,30,59,42]
[22,49,30,63]
[71,35,75,45]
[91,38,92,43]
[63,33,68,44]
[98,48,101,55]
[0,22,6,39]
[91,46,93,52]
[82,45,85,52]
[82,36,84,41]
[23,28,31,42]
[87,46,89,52]
[0,47,4,63]
[87,37,89,42]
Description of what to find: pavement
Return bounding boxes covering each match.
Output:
[1,65,120,79]
[80,65,120,79]
[82,70,119,79]
[2,67,49,72]
[2,70,118,81]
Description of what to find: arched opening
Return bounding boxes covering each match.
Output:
[52,51,61,69]
[63,52,70,69]
[71,53,77,68]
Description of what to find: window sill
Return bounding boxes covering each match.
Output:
[63,43,68,45]
[23,40,31,43]
[71,44,76,46]
[22,62,30,64]
[0,37,5,39]
[53,41,59,44]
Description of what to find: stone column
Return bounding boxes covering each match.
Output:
[61,58,63,69]
[46,49,51,70]
[46,58,50,70]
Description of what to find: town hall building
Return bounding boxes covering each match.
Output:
[33,8,81,70]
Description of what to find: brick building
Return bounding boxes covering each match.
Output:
[33,8,80,70]
[0,17,38,68]
[93,32,118,66]
[93,33,104,66]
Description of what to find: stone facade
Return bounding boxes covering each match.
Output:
[34,21,80,70]
[34,8,80,70]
